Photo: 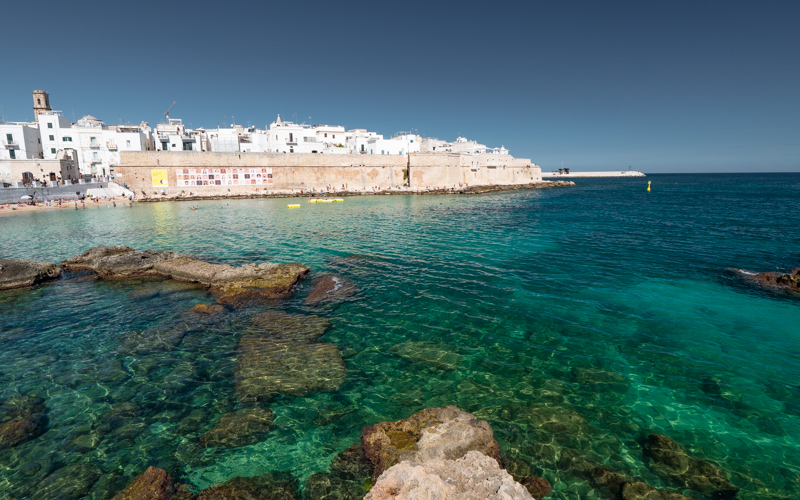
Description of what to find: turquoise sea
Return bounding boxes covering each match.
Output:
[1,173,799,499]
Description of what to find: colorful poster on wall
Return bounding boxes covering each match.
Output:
[151,169,169,187]
[175,168,274,187]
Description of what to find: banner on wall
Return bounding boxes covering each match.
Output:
[151,169,169,187]
[175,168,274,187]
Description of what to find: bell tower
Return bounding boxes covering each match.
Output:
[32,90,51,119]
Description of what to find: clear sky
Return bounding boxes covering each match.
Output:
[2,0,798,172]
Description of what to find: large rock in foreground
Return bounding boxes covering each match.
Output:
[235,312,347,402]
[643,433,739,499]
[305,274,356,306]
[366,450,533,500]
[62,246,309,305]
[0,258,61,290]
[361,406,502,482]
[0,394,48,450]
[112,466,192,500]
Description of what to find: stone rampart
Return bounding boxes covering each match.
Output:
[115,151,540,196]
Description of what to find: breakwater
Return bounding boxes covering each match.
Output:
[543,170,646,178]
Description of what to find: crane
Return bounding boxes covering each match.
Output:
[164,101,176,121]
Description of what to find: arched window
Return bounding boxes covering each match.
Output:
[37,99,41,105]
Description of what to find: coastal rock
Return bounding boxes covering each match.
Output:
[360,406,501,482]
[198,407,274,448]
[389,340,461,371]
[746,267,800,295]
[621,481,694,500]
[61,246,309,306]
[195,471,299,500]
[558,449,628,497]
[305,274,356,305]
[365,450,532,500]
[33,462,103,500]
[521,477,552,499]
[111,466,183,500]
[304,443,375,499]
[0,258,61,290]
[0,394,48,450]
[188,303,227,315]
[502,454,551,498]
[235,312,346,402]
[643,433,739,499]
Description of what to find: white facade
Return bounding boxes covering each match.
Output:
[1,123,43,160]
[155,119,204,154]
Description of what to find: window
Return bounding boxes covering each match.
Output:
[324,133,327,138]
[51,148,56,154]
[37,98,41,105]
[126,140,131,147]
[93,152,99,161]
[49,135,55,141]
[63,136,72,142]
[9,150,15,159]
[183,142,192,151]
[410,140,414,143]
[90,137,98,146]
[47,123,53,129]
[5,134,11,142]
[161,141,168,150]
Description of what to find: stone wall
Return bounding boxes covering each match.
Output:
[115,151,540,196]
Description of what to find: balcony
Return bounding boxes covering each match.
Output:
[89,142,100,148]
[106,141,117,150]
[3,141,19,149]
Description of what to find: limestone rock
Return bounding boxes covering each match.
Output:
[746,267,800,295]
[389,341,461,371]
[198,407,274,448]
[521,477,552,499]
[0,394,48,450]
[365,450,532,500]
[305,274,356,305]
[235,312,346,402]
[0,258,61,290]
[643,433,739,499]
[621,481,694,500]
[361,406,501,482]
[195,471,298,499]
[61,246,309,306]
[112,466,181,500]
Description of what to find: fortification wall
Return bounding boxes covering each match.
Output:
[116,151,540,196]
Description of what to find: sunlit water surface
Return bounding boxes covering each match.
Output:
[1,173,800,499]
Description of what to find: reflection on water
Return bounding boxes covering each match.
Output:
[1,174,800,499]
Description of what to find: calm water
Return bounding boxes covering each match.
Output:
[1,173,799,499]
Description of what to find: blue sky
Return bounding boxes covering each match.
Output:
[2,0,798,172]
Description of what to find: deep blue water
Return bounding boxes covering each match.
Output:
[1,173,799,499]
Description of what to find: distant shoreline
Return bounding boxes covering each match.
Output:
[134,181,576,203]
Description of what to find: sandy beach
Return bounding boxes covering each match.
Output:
[0,197,132,217]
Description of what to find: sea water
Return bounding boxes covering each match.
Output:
[1,173,799,499]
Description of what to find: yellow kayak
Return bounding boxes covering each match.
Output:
[287,204,301,208]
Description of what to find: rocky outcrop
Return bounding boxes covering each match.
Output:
[746,267,800,295]
[112,466,192,500]
[195,471,298,500]
[198,407,274,448]
[643,433,739,499]
[0,394,48,450]
[0,258,61,290]
[235,312,346,402]
[365,450,533,500]
[61,246,309,306]
[305,274,356,305]
[303,444,375,499]
[360,406,502,482]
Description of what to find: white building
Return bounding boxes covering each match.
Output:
[0,122,42,160]
[154,119,204,153]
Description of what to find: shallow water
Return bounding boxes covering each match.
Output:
[1,173,800,499]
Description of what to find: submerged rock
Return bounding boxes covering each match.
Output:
[621,481,694,500]
[365,450,532,500]
[195,471,299,499]
[0,394,48,450]
[304,443,376,499]
[33,461,102,500]
[746,267,800,295]
[305,274,356,306]
[111,466,191,500]
[235,312,346,402]
[389,340,461,371]
[360,406,502,482]
[198,407,274,448]
[643,433,739,499]
[0,258,61,290]
[558,449,629,497]
[189,303,227,316]
[61,245,309,306]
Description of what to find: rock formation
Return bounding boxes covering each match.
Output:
[33,462,103,500]
[112,466,193,500]
[235,311,346,402]
[643,433,739,499]
[305,274,356,305]
[195,471,298,500]
[61,245,309,306]
[366,451,533,500]
[198,407,274,448]
[0,394,48,450]
[0,258,61,290]
[746,267,800,295]
[388,341,461,371]
[360,406,502,482]
[303,444,375,499]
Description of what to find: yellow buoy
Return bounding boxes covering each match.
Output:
[287,204,300,208]
[333,198,344,202]
[647,181,651,192]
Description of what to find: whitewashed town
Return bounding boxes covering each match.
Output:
[1,90,513,187]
